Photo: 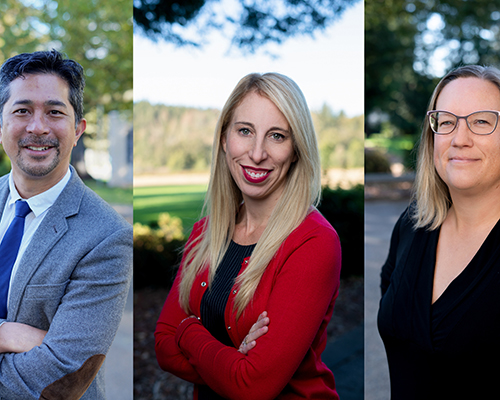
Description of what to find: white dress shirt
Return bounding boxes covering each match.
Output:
[0,168,72,306]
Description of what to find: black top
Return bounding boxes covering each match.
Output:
[378,208,500,400]
[198,240,256,400]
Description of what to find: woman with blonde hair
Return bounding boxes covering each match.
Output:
[155,72,341,399]
[378,65,500,399]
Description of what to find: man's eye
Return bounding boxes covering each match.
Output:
[14,109,29,114]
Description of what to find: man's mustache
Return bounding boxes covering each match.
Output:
[18,136,59,147]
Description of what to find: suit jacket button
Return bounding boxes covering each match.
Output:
[227,326,231,330]
[201,282,206,287]
[232,290,237,294]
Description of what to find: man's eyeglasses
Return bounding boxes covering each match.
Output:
[427,110,500,135]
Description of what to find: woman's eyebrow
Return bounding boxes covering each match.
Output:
[233,121,255,128]
[233,121,289,133]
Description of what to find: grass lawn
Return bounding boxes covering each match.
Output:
[133,184,207,235]
[84,180,133,205]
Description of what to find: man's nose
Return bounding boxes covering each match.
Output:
[26,112,50,135]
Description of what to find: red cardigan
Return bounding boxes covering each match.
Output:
[155,209,342,400]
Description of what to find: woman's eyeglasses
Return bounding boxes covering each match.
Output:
[427,110,500,135]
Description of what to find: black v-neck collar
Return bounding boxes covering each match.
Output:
[429,218,500,341]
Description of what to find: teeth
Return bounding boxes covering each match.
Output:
[246,169,268,178]
[28,146,49,151]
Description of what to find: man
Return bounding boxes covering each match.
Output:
[0,50,132,399]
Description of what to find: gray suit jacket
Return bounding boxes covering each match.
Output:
[0,167,132,400]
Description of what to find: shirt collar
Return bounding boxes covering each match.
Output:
[8,168,72,217]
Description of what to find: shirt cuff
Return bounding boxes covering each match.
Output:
[175,316,202,348]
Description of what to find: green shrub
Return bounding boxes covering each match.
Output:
[134,186,365,288]
[133,213,186,289]
[365,148,391,173]
[0,150,11,176]
[317,185,364,278]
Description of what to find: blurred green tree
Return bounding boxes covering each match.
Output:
[0,0,132,113]
[134,0,359,53]
[40,0,133,114]
[313,105,364,170]
[0,1,46,59]
[366,0,500,138]
[0,0,132,179]
[133,102,363,174]
[365,0,435,137]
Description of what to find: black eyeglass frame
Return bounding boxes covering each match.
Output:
[426,110,500,135]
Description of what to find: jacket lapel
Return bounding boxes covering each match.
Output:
[0,175,10,218]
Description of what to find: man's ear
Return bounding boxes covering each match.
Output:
[74,118,86,146]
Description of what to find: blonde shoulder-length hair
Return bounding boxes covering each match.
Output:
[179,72,321,318]
[412,64,500,230]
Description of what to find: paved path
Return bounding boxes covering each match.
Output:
[324,323,364,400]
[105,205,133,399]
[365,199,409,400]
[105,285,133,399]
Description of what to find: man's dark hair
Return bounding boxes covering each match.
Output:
[0,49,85,126]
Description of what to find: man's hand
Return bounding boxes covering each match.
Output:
[0,322,47,353]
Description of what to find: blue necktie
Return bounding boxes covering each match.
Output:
[0,200,32,318]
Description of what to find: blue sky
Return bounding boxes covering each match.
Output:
[134,1,363,117]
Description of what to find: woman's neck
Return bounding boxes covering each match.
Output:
[447,188,500,233]
[233,195,279,245]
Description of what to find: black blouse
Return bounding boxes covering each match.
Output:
[378,208,500,400]
[198,240,256,400]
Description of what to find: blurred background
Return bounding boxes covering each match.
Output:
[0,0,133,398]
[8,1,497,397]
[365,1,500,399]
[133,0,364,399]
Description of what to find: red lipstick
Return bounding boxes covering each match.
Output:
[241,165,271,183]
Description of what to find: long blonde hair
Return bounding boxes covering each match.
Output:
[412,65,500,230]
[179,73,321,318]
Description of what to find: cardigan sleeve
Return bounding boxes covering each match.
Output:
[174,223,341,400]
[155,222,206,385]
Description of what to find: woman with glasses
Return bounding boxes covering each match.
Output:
[378,65,500,400]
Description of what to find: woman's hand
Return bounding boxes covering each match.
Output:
[238,311,269,355]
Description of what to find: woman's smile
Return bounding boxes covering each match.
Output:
[222,91,296,205]
[433,77,500,195]
[241,165,272,183]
